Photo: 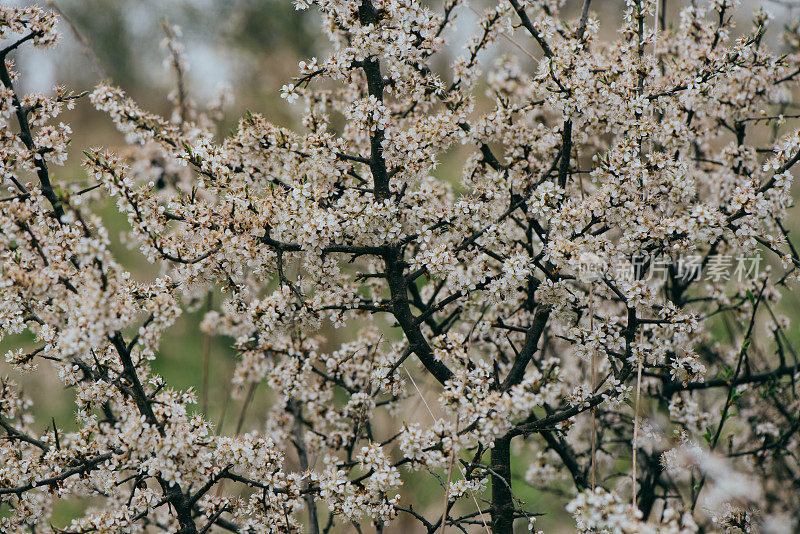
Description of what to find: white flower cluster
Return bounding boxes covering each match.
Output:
[567,488,698,533]
[2,0,800,532]
[0,6,58,47]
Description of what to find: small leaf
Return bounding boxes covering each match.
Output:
[741,339,751,353]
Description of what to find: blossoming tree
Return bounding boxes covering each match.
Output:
[2,0,800,532]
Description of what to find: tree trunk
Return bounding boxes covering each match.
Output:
[490,433,514,534]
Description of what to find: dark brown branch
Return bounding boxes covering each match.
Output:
[0,55,64,221]
[501,306,550,391]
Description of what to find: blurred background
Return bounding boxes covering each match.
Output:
[3,0,800,531]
